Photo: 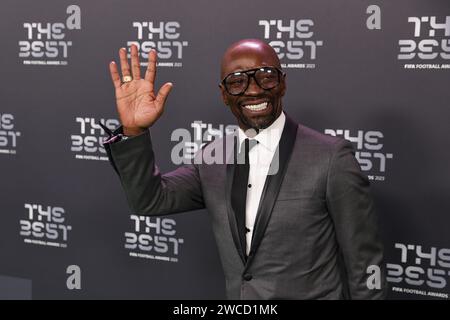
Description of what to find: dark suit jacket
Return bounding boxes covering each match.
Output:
[105,115,387,299]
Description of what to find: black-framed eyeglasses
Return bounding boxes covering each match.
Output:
[221,66,284,96]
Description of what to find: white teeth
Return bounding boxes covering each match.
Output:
[244,102,268,111]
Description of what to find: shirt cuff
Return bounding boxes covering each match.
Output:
[98,121,127,145]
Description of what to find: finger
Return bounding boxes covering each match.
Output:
[109,61,121,89]
[119,47,131,80]
[130,44,141,80]
[144,49,157,91]
[155,82,173,110]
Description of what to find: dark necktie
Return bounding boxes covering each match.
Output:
[231,138,257,260]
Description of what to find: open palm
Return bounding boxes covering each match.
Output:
[109,45,173,136]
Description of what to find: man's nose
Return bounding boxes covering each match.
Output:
[244,76,263,95]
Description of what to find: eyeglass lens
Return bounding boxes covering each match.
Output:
[225,67,280,95]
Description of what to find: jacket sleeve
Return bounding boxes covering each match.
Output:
[326,139,387,299]
[104,128,205,216]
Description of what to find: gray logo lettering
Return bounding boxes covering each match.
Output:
[367,265,382,289]
[66,265,81,290]
[366,5,381,30]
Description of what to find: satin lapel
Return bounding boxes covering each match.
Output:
[225,133,247,265]
[246,115,298,265]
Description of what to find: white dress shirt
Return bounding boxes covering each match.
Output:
[237,112,286,255]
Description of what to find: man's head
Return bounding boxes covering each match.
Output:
[219,39,286,131]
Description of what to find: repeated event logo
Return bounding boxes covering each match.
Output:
[387,243,450,299]
[70,117,119,161]
[0,113,21,155]
[18,5,81,66]
[19,203,72,248]
[125,215,184,263]
[127,21,188,68]
[324,129,393,182]
[258,18,324,69]
[171,121,239,164]
[399,15,450,70]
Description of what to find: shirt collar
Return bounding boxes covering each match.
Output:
[237,111,286,153]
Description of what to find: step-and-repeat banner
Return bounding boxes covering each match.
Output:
[1,0,449,299]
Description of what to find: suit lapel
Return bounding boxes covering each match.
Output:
[225,133,247,265]
[246,115,298,265]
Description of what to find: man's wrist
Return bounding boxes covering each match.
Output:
[123,127,145,137]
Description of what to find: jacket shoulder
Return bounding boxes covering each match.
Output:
[296,123,347,149]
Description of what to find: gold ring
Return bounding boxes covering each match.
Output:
[122,75,133,83]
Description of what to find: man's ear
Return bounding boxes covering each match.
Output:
[219,84,229,105]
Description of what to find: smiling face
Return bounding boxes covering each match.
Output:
[220,39,286,131]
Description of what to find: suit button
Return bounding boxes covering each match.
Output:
[243,274,252,281]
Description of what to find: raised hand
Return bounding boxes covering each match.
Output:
[109,44,173,136]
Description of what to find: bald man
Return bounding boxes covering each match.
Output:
[104,39,387,300]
